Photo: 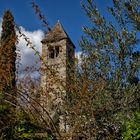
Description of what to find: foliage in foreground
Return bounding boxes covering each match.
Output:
[0,1,140,140]
[65,0,140,139]
[0,110,54,140]
[123,111,140,140]
[0,10,54,140]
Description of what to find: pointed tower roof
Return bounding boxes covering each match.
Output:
[42,20,69,43]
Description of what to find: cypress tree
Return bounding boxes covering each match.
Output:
[0,10,17,138]
[0,10,17,95]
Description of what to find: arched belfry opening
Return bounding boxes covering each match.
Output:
[48,45,60,59]
[41,20,75,133]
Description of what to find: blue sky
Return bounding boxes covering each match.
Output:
[0,0,112,52]
[0,0,113,75]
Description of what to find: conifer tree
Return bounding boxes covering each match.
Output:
[0,10,17,138]
[0,10,17,94]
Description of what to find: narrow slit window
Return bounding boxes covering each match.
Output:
[55,46,59,57]
[49,48,55,59]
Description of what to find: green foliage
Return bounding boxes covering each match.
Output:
[0,10,55,140]
[0,10,17,139]
[0,110,54,140]
[65,0,140,139]
[0,10,17,94]
[109,0,140,85]
[13,112,38,140]
[0,92,16,140]
[80,1,139,86]
[111,0,140,31]
[123,111,140,140]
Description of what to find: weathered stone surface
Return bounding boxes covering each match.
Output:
[40,21,75,133]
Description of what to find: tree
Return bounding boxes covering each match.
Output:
[0,10,17,95]
[109,0,140,85]
[0,10,17,139]
[65,0,140,139]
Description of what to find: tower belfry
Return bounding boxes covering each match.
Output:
[41,21,75,131]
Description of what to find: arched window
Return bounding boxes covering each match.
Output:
[48,46,61,59]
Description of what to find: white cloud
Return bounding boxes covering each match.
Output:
[75,51,82,60]
[0,19,44,78]
[0,19,82,78]
[75,51,82,67]
[17,27,44,76]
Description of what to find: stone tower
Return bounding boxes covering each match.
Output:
[41,21,75,131]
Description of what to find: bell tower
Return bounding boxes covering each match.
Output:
[41,21,75,130]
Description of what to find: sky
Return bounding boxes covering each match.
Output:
[0,0,113,50]
[0,0,112,76]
